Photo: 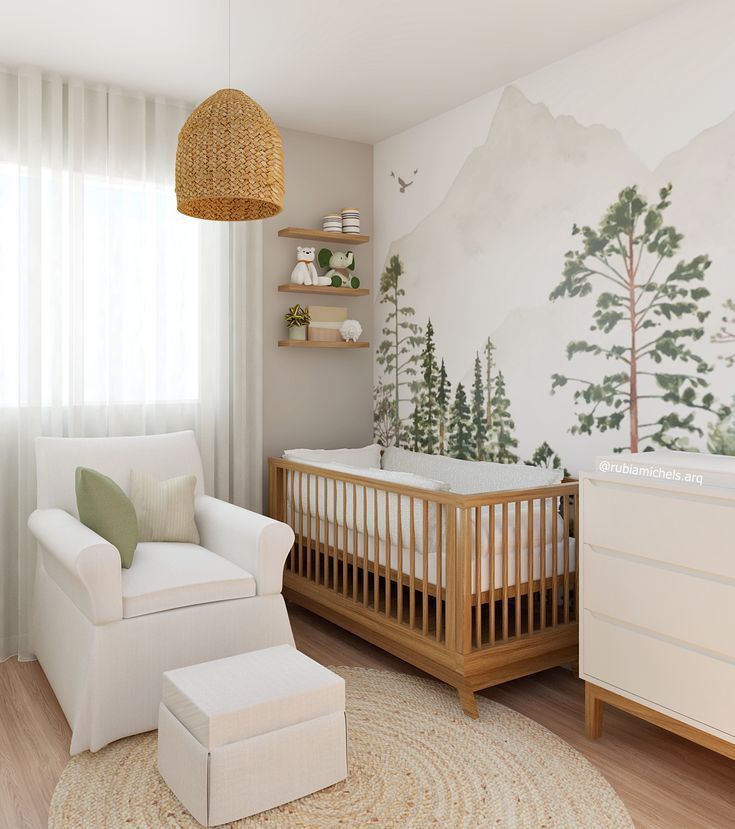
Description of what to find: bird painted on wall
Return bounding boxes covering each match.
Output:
[390,169,419,193]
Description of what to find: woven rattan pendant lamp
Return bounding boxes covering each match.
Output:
[175,2,284,221]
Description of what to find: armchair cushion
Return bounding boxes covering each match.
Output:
[130,470,200,544]
[75,467,139,568]
[122,543,256,619]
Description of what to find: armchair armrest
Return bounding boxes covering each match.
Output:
[195,496,294,596]
[28,509,123,625]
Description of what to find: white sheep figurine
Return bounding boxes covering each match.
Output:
[340,319,362,342]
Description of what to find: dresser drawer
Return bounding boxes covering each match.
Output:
[583,610,735,738]
[584,544,735,658]
[582,477,735,579]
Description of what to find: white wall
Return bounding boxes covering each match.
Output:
[262,128,374,503]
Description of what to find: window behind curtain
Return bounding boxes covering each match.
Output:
[0,70,200,409]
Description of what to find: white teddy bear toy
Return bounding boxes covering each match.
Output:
[290,246,330,286]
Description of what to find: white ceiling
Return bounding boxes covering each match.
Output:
[0,0,686,143]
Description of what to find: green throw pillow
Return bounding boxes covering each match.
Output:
[75,467,139,568]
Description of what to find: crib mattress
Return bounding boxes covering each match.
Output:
[290,511,576,594]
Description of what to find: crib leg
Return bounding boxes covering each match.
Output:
[458,686,479,719]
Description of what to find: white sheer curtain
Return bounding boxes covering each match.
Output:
[0,67,263,661]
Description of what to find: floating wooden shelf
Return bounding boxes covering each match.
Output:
[277,226,370,245]
[278,340,369,349]
[278,283,369,297]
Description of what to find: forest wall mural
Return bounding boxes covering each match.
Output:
[372,2,735,474]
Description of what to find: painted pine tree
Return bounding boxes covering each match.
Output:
[712,299,735,367]
[471,352,488,460]
[708,396,735,455]
[416,318,441,453]
[484,338,495,432]
[376,255,423,445]
[409,403,423,452]
[526,441,563,470]
[373,381,397,446]
[437,359,451,456]
[550,183,728,452]
[487,370,520,463]
[448,383,473,459]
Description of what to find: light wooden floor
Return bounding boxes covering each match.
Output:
[1,604,734,829]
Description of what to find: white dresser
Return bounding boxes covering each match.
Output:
[580,451,735,760]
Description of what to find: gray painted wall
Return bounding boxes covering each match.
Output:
[262,127,374,505]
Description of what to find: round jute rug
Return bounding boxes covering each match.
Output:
[49,667,632,829]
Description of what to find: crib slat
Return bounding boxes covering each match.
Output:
[551,494,559,627]
[342,482,348,597]
[409,496,416,630]
[527,498,533,636]
[563,493,570,625]
[306,473,312,581]
[289,469,295,573]
[539,497,546,630]
[502,502,509,641]
[489,504,495,646]
[352,482,358,602]
[323,476,329,587]
[300,472,307,577]
[289,470,296,573]
[436,503,443,641]
[314,474,321,585]
[573,489,579,622]
[422,500,429,636]
[362,485,368,605]
[373,487,379,610]
[285,469,291,572]
[514,500,521,637]
[474,506,482,648]
[397,494,403,625]
[332,477,338,592]
[385,490,391,619]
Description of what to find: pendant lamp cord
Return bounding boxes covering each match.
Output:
[228,0,231,88]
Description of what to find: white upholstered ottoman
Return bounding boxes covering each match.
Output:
[157,645,347,827]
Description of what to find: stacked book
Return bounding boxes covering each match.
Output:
[322,214,342,233]
[307,305,347,342]
[341,208,360,234]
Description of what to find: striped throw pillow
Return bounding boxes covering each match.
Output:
[129,470,200,544]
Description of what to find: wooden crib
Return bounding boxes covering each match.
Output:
[268,458,579,716]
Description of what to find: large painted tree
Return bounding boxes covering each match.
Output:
[550,183,728,452]
[471,352,488,460]
[376,255,423,443]
[448,383,473,459]
[712,298,735,367]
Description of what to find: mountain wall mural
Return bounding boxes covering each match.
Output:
[373,86,735,474]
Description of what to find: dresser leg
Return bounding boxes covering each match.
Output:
[585,682,604,739]
[458,686,479,719]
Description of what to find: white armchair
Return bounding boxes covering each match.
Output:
[28,431,295,755]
